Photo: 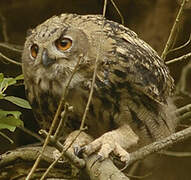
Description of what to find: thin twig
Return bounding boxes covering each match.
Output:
[0,13,9,42]
[178,112,191,122]
[18,126,44,142]
[0,131,14,143]
[0,43,23,52]
[39,150,66,179]
[39,130,86,180]
[0,145,74,179]
[110,0,124,25]
[167,33,191,54]
[39,129,86,168]
[0,52,22,66]
[53,103,69,140]
[176,62,191,92]
[80,0,107,130]
[161,0,186,60]
[166,52,191,65]
[26,55,82,180]
[175,104,191,116]
[160,150,191,157]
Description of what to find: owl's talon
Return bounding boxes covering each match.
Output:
[120,160,130,172]
[96,154,104,161]
[73,146,86,158]
[80,130,134,164]
[90,154,104,168]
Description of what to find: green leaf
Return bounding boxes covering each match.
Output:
[0,109,21,119]
[6,78,17,86]
[0,116,23,132]
[0,78,16,92]
[4,96,32,109]
[14,74,24,81]
[0,110,23,132]
[0,74,24,94]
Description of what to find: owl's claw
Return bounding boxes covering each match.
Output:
[74,146,86,158]
[75,132,131,163]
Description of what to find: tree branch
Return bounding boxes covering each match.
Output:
[125,126,191,168]
[40,130,129,180]
[161,0,186,60]
[0,146,79,179]
[166,52,191,65]
[0,42,23,52]
[0,52,22,66]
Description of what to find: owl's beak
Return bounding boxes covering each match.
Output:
[42,49,55,67]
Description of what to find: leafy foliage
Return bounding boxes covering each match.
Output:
[0,73,31,142]
[0,109,23,132]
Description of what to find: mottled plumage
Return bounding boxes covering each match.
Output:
[22,14,176,159]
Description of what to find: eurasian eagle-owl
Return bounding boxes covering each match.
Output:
[22,14,176,161]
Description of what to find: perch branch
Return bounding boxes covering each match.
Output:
[0,146,76,179]
[123,125,191,170]
[40,130,129,180]
[1,103,191,179]
[85,154,129,180]
[161,0,186,60]
[0,143,129,180]
[39,130,86,180]
[40,102,191,179]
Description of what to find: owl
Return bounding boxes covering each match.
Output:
[22,14,176,162]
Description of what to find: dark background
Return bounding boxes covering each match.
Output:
[0,0,191,179]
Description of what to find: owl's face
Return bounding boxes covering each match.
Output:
[23,19,90,81]
[22,15,101,101]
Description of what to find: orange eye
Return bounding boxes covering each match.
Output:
[30,44,39,59]
[55,38,72,51]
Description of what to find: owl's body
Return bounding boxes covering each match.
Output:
[22,14,176,157]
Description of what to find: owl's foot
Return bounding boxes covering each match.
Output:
[75,125,139,163]
[75,133,130,163]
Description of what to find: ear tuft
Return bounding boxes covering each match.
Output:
[26,29,33,37]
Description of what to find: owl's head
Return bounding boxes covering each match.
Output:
[23,14,91,80]
[22,14,113,96]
